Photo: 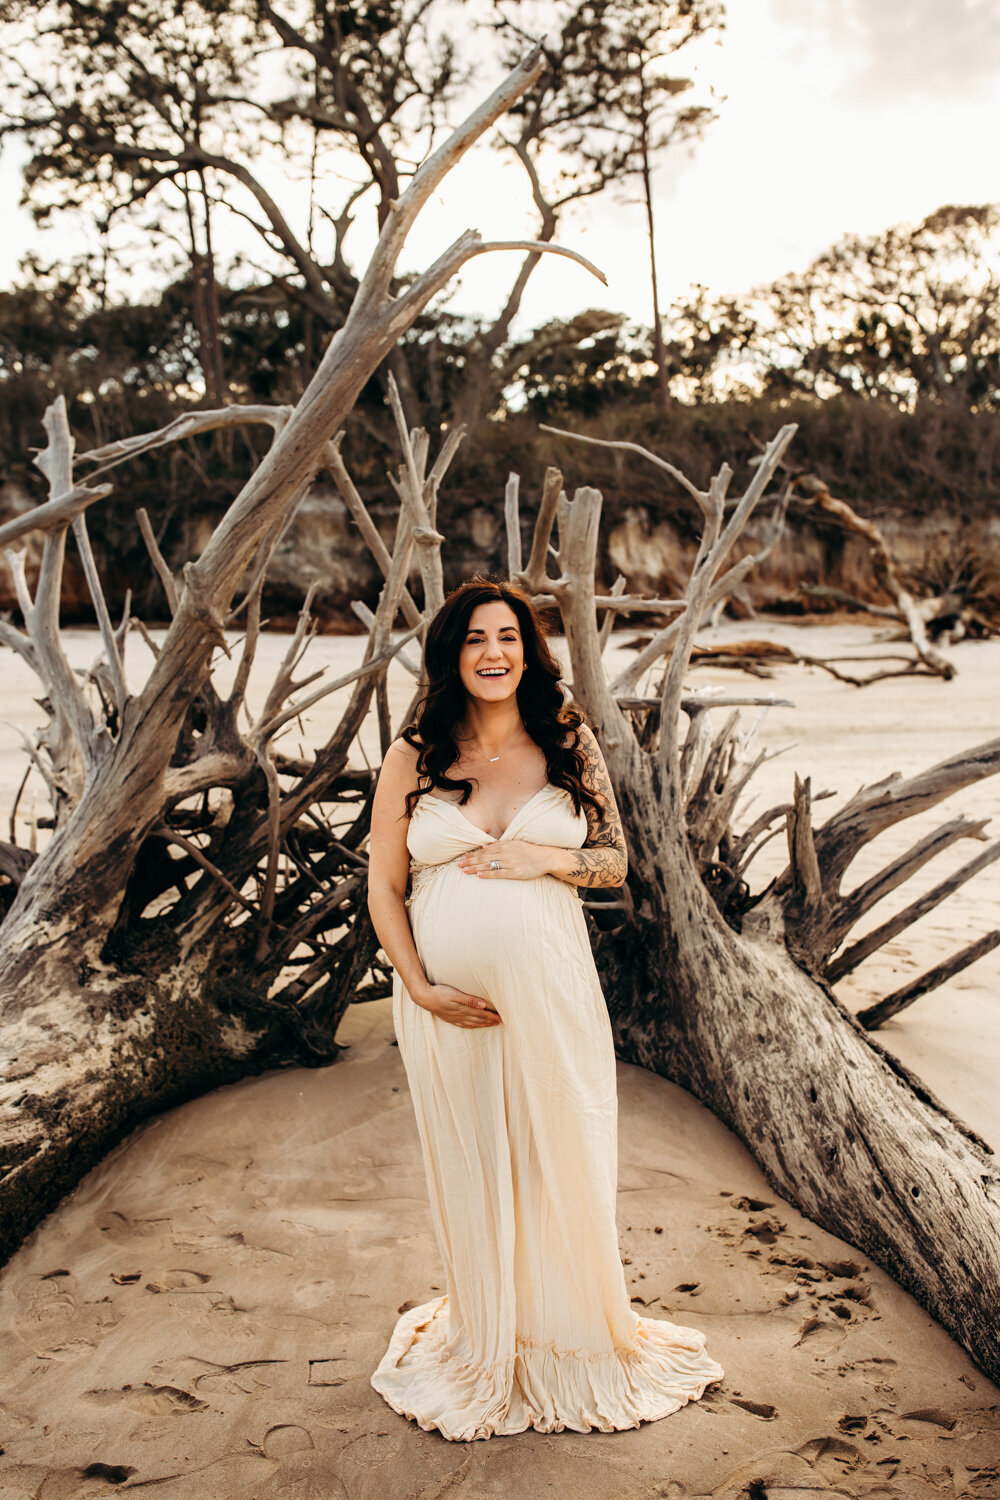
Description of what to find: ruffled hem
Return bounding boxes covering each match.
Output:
[370,1297,724,1441]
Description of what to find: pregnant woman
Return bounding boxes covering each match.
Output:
[367,577,724,1440]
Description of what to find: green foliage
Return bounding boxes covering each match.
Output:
[665,204,1000,411]
[0,0,722,431]
[3,252,998,613]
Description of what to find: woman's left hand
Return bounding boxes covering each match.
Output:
[456,839,551,881]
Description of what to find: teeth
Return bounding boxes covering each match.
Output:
[478,668,508,676]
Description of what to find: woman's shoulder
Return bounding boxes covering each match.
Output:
[387,732,419,758]
[374,738,430,829]
[374,735,422,792]
[559,717,598,753]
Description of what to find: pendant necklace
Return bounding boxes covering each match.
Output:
[460,721,524,763]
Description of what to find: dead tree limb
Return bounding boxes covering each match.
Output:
[789,472,957,678]
[857,930,1000,1028]
[502,426,1000,1386]
[3,60,998,1395]
[0,45,613,1267]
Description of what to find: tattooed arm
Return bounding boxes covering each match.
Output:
[546,722,628,890]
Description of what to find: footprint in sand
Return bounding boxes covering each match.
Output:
[142,1268,213,1293]
[82,1381,208,1415]
[335,1431,406,1500]
[730,1195,775,1212]
[728,1396,778,1419]
[259,1423,316,1459]
[58,1450,281,1495]
[740,1214,787,1247]
[169,1227,248,1253]
[308,1361,352,1387]
[12,1268,76,1332]
[272,1481,342,1499]
[818,1257,867,1278]
[897,1406,957,1432]
[149,1353,286,1395]
[794,1433,864,1466]
[713,1444,858,1499]
[307,1331,375,1387]
[835,1353,898,1387]
[32,1460,137,1495]
[771,1253,877,1333]
[11,1269,121,1357]
[794,1314,850,1356]
[94,1208,173,1242]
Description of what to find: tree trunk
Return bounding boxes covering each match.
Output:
[594,824,1000,1387]
[505,439,1000,1386]
[634,44,670,410]
[2,57,998,1399]
[0,46,609,1267]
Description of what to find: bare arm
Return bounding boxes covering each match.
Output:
[366,740,435,1004]
[367,739,501,1028]
[546,722,628,890]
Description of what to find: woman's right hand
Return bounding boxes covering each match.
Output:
[413,982,502,1028]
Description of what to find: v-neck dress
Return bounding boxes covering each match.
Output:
[370,783,724,1439]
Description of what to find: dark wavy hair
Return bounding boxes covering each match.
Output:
[400,576,603,825]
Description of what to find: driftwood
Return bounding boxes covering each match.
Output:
[500,432,1000,1388]
[4,398,999,1388]
[549,426,974,685]
[1,62,998,1398]
[782,468,999,677]
[791,473,957,677]
[0,46,610,1264]
[624,637,944,689]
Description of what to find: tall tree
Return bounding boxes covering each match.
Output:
[620,12,718,409]
[0,0,722,430]
[449,0,720,427]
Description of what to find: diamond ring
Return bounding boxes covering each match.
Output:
[489,858,500,871]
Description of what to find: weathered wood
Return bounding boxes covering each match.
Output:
[828,835,1000,983]
[325,435,423,630]
[790,473,958,678]
[503,473,522,577]
[136,506,181,615]
[0,47,610,1268]
[857,929,1000,1028]
[508,427,1000,1386]
[2,60,999,1395]
[756,741,1000,967]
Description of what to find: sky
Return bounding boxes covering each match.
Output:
[1,0,999,333]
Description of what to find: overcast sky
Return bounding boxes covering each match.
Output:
[1,0,998,331]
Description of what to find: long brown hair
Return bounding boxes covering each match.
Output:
[400,576,603,824]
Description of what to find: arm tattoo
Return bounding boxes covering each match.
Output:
[563,728,628,889]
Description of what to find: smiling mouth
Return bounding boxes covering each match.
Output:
[477,668,510,677]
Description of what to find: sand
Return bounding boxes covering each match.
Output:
[0,619,998,1498]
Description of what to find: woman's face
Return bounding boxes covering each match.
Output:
[457,600,525,705]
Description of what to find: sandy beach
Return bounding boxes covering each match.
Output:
[0,618,998,1498]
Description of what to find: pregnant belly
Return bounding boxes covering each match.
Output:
[409,861,580,1012]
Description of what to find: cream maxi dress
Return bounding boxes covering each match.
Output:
[370,782,724,1440]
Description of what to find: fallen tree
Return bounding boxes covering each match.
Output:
[775,460,1000,675]
[0,45,608,1261]
[507,429,1000,1386]
[1,64,999,1397]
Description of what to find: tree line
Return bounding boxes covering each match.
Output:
[3,202,997,503]
[0,0,717,424]
[0,1,998,619]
